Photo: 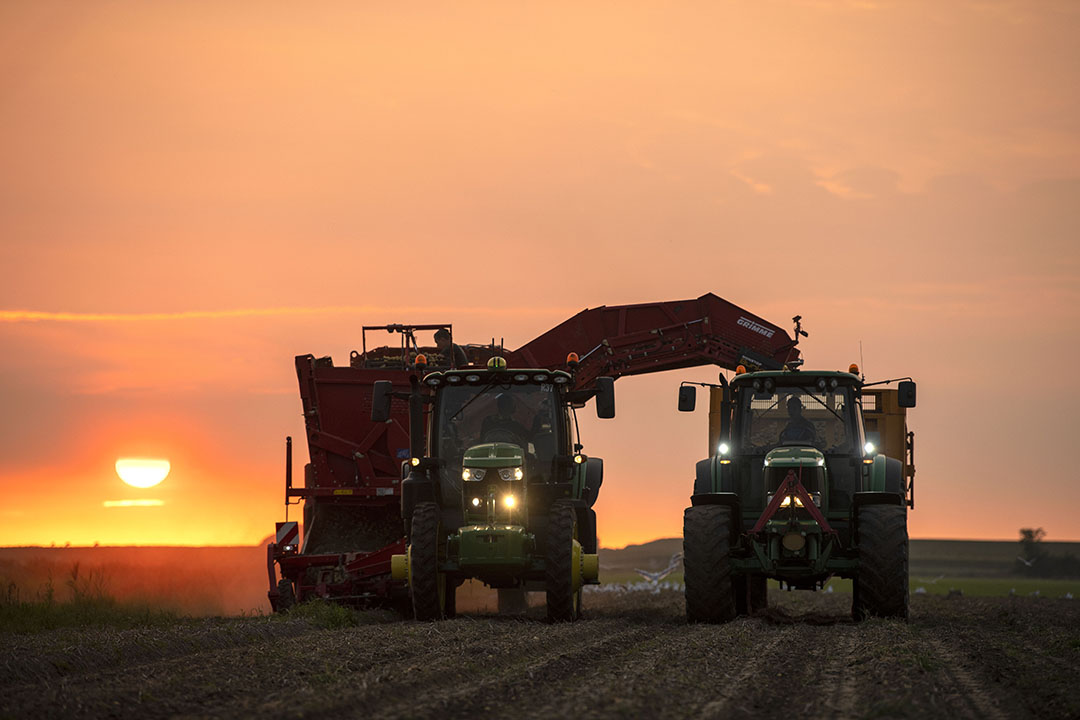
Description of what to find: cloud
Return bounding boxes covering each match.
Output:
[0,305,580,324]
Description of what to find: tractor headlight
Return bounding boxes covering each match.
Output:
[503,494,516,509]
[471,497,481,507]
[718,442,730,456]
[864,442,876,456]
[463,468,487,482]
[770,493,822,507]
[498,467,524,481]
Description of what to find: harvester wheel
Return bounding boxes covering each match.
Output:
[276,579,296,612]
[498,588,528,615]
[853,504,909,621]
[546,500,582,622]
[683,505,736,623]
[749,575,768,612]
[409,502,447,621]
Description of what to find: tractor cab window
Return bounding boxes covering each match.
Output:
[435,382,561,482]
[739,385,857,455]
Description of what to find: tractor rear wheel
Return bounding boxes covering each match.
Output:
[683,505,736,623]
[409,502,447,621]
[546,500,582,622]
[853,504,909,621]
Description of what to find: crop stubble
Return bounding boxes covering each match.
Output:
[1,590,1076,720]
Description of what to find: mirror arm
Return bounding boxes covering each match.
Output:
[861,376,913,388]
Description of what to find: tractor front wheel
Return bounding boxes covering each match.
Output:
[409,502,448,621]
[546,500,582,622]
[683,505,736,623]
[853,504,909,621]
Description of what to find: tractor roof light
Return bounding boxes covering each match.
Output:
[735,365,747,375]
[410,457,421,467]
[718,442,730,456]
[567,352,580,368]
[415,354,428,371]
[864,442,876,456]
[573,453,586,464]
[849,363,859,375]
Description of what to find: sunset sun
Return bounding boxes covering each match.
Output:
[115,458,170,489]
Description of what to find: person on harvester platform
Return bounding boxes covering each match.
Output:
[779,395,818,445]
[435,328,468,368]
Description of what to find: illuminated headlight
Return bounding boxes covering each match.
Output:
[471,497,481,507]
[573,454,585,464]
[463,468,487,482]
[498,467,524,481]
[771,493,822,508]
[864,442,876,455]
[763,459,770,467]
[503,494,516,509]
[817,458,825,467]
[718,442,730,456]
[410,457,421,467]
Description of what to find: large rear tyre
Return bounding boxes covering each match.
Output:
[853,504,909,621]
[498,588,528,615]
[409,502,447,621]
[683,505,736,623]
[546,500,582,622]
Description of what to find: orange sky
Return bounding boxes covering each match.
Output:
[1,1,1078,548]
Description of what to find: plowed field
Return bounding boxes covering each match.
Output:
[2,590,1077,719]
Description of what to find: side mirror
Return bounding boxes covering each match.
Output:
[897,380,917,408]
[371,380,393,422]
[595,377,615,419]
[678,385,697,412]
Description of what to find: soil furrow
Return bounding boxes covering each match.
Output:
[927,638,1013,720]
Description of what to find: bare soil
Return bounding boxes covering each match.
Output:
[1,590,1077,720]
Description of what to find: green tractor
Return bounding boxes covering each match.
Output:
[373,356,613,622]
[678,361,916,622]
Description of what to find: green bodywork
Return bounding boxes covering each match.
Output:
[454,525,535,568]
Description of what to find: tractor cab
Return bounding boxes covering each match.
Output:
[730,369,868,511]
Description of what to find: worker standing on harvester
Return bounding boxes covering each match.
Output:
[435,328,468,368]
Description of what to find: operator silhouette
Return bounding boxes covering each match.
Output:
[480,393,531,445]
[779,395,817,445]
[434,328,468,368]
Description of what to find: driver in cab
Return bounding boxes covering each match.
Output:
[480,393,531,445]
[779,395,817,445]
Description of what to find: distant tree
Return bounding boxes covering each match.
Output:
[1016,527,1080,579]
[1018,527,1046,565]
